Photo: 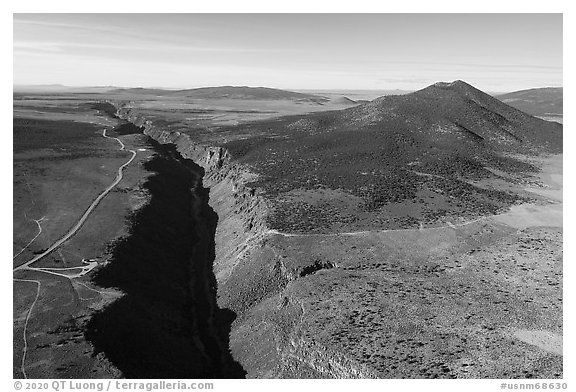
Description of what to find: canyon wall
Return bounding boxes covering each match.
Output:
[114,105,377,378]
[115,106,284,313]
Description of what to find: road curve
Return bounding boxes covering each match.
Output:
[14,129,136,272]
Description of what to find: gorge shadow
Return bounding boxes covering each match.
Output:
[85,137,246,378]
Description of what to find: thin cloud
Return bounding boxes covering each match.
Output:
[13,14,562,91]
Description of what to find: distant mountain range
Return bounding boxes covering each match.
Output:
[15,84,563,120]
[111,86,330,103]
[496,87,562,117]
[13,84,117,93]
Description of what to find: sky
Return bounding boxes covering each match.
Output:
[13,13,563,92]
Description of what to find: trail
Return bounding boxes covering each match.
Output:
[29,259,99,279]
[13,173,45,260]
[13,217,45,260]
[13,128,136,378]
[266,214,492,238]
[13,279,40,379]
[13,259,100,378]
[73,280,114,299]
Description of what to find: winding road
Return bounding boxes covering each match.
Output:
[14,129,136,272]
[13,127,137,379]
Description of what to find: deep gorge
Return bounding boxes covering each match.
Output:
[84,117,246,378]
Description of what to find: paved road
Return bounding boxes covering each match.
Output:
[14,129,136,272]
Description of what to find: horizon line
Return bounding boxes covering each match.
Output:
[12,82,565,91]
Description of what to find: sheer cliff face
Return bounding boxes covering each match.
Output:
[116,106,230,172]
[115,106,275,312]
[85,138,246,378]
